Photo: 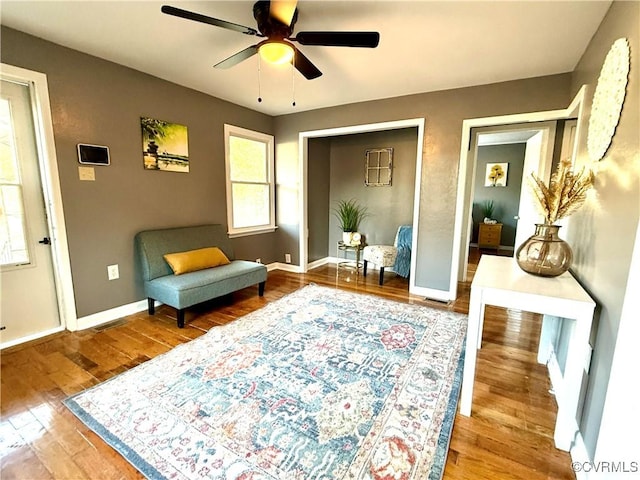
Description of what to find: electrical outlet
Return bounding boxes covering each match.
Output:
[285,253,292,264]
[107,264,119,280]
[256,258,262,264]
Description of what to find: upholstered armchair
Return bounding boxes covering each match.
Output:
[362,225,412,285]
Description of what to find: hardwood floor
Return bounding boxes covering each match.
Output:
[1,254,574,479]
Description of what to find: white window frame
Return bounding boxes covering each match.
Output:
[224,124,276,238]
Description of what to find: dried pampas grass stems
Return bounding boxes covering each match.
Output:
[530,159,594,225]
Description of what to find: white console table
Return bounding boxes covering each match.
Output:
[460,255,595,451]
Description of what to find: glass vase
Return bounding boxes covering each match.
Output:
[515,224,573,277]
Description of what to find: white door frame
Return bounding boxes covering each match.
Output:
[1,63,77,344]
[451,86,587,288]
[513,128,554,251]
[462,122,557,282]
[298,118,425,295]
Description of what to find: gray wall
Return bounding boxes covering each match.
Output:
[0,27,276,317]
[274,74,571,292]
[307,138,331,263]
[327,129,417,250]
[472,143,526,247]
[567,1,640,458]
[306,129,417,262]
[4,1,638,461]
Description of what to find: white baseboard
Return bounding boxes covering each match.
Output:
[548,348,591,480]
[306,256,395,273]
[303,257,449,302]
[571,430,591,480]
[298,256,400,274]
[410,285,453,302]
[73,260,440,331]
[307,257,330,270]
[547,350,565,403]
[270,262,303,273]
[0,325,65,350]
[271,258,382,273]
[76,264,286,331]
[327,256,397,273]
[76,299,157,330]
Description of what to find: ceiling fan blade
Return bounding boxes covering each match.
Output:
[292,47,322,80]
[295,31,380,48]
[214,45,259,69]
[270,0,298,27]
[161,5,260,36]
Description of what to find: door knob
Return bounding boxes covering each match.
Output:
[38,237,51,245]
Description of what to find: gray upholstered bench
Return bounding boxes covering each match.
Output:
[135,224,267,328]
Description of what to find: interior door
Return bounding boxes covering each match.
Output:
[513,127,556,250]
[0,79,61,347]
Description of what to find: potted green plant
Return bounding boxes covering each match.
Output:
[481,200,495,223]
[333,199,368,245]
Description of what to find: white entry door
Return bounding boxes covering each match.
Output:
[0,79,61,346]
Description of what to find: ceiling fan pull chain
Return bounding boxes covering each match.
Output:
[291,54,296,107]
[257,56,263,103]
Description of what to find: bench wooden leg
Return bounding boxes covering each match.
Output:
[258,281,265,297]
[177,309,185,328]
[379,267,385,286]
[148,298,155,315]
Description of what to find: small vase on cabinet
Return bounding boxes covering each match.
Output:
[515,224,573,277]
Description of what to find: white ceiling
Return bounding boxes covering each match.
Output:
[1,1,611,116]
[478,130,538,146]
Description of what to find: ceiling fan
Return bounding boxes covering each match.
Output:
[161,1,380,80]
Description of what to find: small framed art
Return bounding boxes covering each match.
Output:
[485,162,508,187]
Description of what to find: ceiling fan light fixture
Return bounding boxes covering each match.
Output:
[259,41,294,64]
[162,4,380,80]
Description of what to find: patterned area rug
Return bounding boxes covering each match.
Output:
[65,285,467,480]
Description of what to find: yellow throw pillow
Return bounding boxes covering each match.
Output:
[163,247,230,275]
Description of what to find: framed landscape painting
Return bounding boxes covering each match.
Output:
[141,117,189,172]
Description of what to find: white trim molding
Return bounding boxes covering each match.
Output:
[307,257,331,270]
[0,63,78,332]
[571,431,592,480]
[298,118,432,297]
[452,86,588,292]
[223,124,276,238]
[77,299,156,330]
[269,262,303,273]
[0,325,65,350]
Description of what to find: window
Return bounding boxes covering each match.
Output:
[224,124,276,237]
[0,97,30,267]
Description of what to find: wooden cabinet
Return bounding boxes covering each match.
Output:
[478,223,502,250]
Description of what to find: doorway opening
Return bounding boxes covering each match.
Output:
[0,63,76,349]
[452,86,586,286]
[464,122,560,280]
[298,118,426,296]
